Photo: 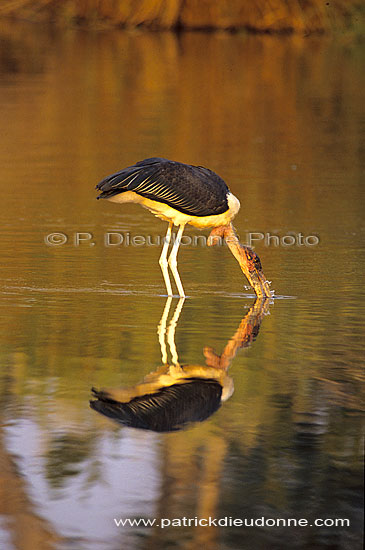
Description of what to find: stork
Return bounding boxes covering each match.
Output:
[90,297,270,432]
[96,157,271,298]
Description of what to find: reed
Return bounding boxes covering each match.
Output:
[0,0,363,34]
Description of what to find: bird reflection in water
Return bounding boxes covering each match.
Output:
[90,298,270,432]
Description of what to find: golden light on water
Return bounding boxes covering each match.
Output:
[0,20,364,550]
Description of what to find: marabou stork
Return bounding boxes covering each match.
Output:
[90,297,270,432]
[96,158,271,298]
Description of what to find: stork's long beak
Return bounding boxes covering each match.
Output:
[208,224,272,298]
[235,245,272,298]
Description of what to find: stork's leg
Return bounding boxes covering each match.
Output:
[168,224,185,298]
[157,296,172,364]
[159,222,173,296]
[167,297,185,365]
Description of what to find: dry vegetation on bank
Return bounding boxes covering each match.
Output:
[0,0,364,34]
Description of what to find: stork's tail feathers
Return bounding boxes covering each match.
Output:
[96,158,163,200]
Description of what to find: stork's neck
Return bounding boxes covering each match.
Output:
[208,223,272,298]
[221,224,244,262]
[207,223,242,258]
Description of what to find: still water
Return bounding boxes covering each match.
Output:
[0,21,364,550]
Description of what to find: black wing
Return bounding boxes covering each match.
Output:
[96,158,229,217]
[90,379,222,432]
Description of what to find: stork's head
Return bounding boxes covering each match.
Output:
[235,245,272,298]
[208,225,272,298]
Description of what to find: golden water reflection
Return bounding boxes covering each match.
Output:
[91,298,269,432]
[0,20,364,550]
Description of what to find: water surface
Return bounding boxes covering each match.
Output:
[0,22,364,550]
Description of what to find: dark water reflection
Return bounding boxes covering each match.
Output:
[0,20,364,550]
[90,298,268,432]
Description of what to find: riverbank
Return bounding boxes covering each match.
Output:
[0,0,364,35]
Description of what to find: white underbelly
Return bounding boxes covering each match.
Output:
[107,191,240,228]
